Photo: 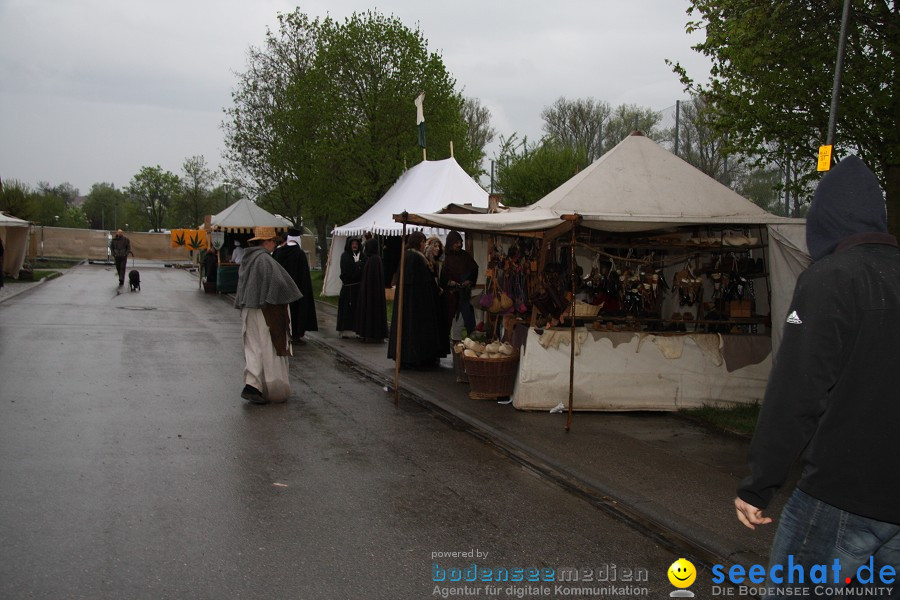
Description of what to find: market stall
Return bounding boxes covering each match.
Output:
[397,133,809,411]
[202,198,293,293]
[1,212,32,279]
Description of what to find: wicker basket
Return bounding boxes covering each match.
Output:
[463,352,520,400]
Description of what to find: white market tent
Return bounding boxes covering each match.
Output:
[402,133,809,342]
[400,133,810,411]
[322,157,489,296]
[1,212,32,279]
[404,133,801,232]
[207,198,292,233]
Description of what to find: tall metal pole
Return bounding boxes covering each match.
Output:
[826,0,852,148]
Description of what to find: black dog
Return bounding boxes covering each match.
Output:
[128,270,141,292]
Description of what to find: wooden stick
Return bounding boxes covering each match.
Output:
[566,221,577,432]
[393,213,409,406]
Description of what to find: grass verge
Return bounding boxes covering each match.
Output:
[681,401,760,437]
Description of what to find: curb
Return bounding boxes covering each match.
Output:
[306,300,765,572]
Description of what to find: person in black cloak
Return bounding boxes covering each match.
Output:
[336,237,363,337]
[440,230,479,341]
[387,231,448,369]
[354,237,388,342]
[203,245,218,285]
[273,228,319,342]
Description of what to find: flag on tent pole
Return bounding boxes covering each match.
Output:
[415,92,426,148]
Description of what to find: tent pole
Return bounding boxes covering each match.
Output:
[564,215,581,432]
[393,212,409,406]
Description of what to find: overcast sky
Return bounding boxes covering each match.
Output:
[0,0,711,196]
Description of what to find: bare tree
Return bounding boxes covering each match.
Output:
[461,97,496,175]
[604,103,664,148]
[541,97,610,162]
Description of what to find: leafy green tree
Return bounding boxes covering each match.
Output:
[223,11,320,225]
[82,183,127,230]
[58,205,89,228]
[31,193,67,227]
[311,11,471,214]
[671,0,899,235]
[0,179,34,220]
[541,97,611,162]
[224,9,482,262]
[175,156,216,227]
[495,135,588,207]
[126,166,181,232]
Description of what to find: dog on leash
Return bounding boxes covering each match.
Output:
[128,269,141,292]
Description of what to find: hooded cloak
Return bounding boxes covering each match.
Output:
[355,238,388,341]
[234,246,302,309]
[806,155,889,261]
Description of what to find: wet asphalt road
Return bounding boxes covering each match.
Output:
[0,264,718,599]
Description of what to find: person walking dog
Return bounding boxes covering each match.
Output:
[109,229,131,287]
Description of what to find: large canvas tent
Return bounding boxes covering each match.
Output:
[399,133,810,411]
[322,157,488,296]
[1,212,32,279]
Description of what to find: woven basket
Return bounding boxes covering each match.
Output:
[463,352,519,400]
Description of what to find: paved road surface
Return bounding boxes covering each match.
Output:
[1,264,724,599]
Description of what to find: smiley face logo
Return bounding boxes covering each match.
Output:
[667,558,696,588]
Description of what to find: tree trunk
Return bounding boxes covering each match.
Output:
[314,215,330,270]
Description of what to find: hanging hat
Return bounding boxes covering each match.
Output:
[249,226,277,241]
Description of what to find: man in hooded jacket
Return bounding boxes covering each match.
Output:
[735,156,900,595]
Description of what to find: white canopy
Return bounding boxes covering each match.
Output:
[404,133,797,233]
[332,157,488,236]
[1,212,32,279]
[323,157,488,296]
[207,198,292,233]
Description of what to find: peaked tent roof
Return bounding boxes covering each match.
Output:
[333,157,488,237]
[401,133,798,234]
[0,212,31,227]
[208,198,292,233]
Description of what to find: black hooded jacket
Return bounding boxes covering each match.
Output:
[738,156,900,524]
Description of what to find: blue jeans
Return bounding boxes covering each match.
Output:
[766,488,900,599]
